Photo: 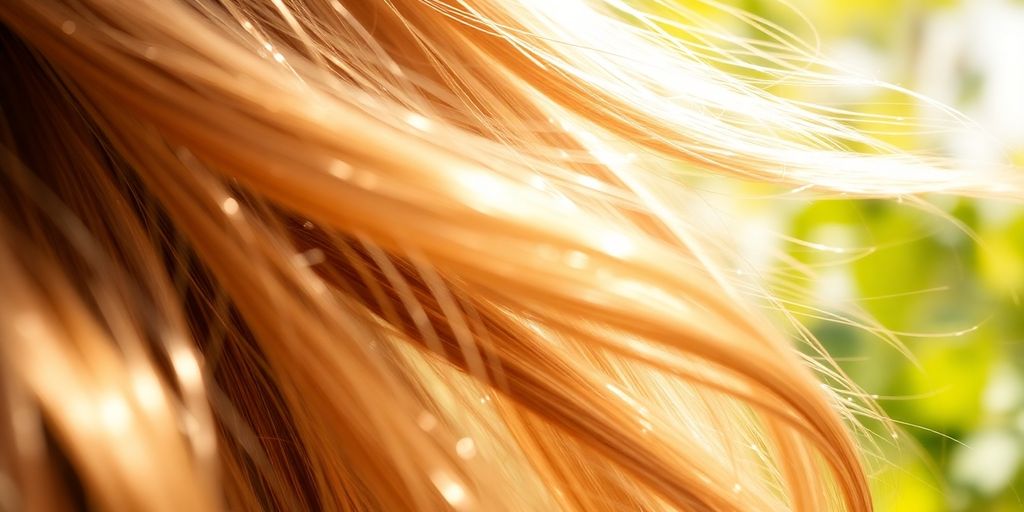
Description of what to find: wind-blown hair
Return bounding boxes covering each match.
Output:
[0,1,1014,511]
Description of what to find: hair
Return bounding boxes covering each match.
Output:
[0,1,1016,511]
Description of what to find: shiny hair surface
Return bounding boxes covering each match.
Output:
[0,1,1014,511]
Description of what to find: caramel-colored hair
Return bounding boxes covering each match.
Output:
[0,1,1014,511]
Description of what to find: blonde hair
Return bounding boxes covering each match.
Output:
[0,1,1013,511]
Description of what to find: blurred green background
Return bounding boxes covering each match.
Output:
[654,0,1024,510]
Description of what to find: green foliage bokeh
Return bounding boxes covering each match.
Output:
[655,1,1024,509]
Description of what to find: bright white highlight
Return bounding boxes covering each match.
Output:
[455,437,476,459]
[221,197,239,215]
[599,231,634,259]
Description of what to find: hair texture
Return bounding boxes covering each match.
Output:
[0,1,1017,511]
